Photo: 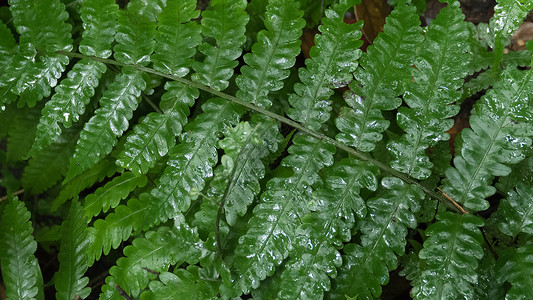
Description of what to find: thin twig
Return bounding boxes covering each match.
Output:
[56,51,470,215]
[0,189,24,202]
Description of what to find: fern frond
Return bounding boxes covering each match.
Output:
[287,0,362,131]
[212,117,280,226]
[66,67,149,181]
[335,1,421,151]
[7,0,72,107]
[113,0,163,66]
[443,67,533,212]
[22,126,78,194]
[412,212,484,299]
[0,20,16,69]
[30,59,107,156]
[83,172,147,219]
[101,225,206,298]
[275,158,379,299]
[386,2,467,179]
[55,200,91,300]
[86,197,147,265]
[232,134,336,294]
[151,0,200,77]
[116,82,198,175]
[141,270,216,299]
[490,0,533,67]
[6,104,40,162]
[330,177,423,299]
[192,0,249,91]
[144,99,242,226]
[496,243,533,299]
[0,197,43,300]
[498,182,533,239]
[53,158,119,210]
[235,0,304,108]
[78,0,119,59]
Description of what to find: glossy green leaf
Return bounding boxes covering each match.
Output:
[66,67,148,181]
[209,117,280,226]
[79,0,119,58]
[101,225,206,298]
[275,158,379,299]
[442,68,533,212]
[30,59,107,156]
[412,212,484,299]
[116,82,198,174]
[287,0,362,131]
[0,197,43,300]
[86,197,147,265]
[496,243,533,300]
[83,172,147,219]
[144,99,242,227]
[192,0,249,91]
[55,200,91,300]
[335,0,421,152]
[498,182,533,238]
[7,0,72,106]
[235,0,304,108]
[387,2,467,179]
[113,0,163,66]
[330,177,423,299]
[151,0,200,77]
[232,134,336,295]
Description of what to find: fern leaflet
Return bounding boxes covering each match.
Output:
[0,197,43,300]
[54,200,91,300]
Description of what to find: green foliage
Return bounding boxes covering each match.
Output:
[55,200,90,299]
[0,197,43,300]
[2,0,533,299]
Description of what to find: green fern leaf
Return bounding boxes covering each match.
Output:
[192,0,249,91]
[66,67,148,181]
[496,243,533,299]
[412,212,484,299]
[83,172,147,219]
[244,0,268,50]
[113,0,163,66]
[235,0,304,108]
[490,0,533,67]
[443,67,533,212]
[141,267,221,300]
[102,225,206,298]
[287,0,362,131]
[276,159,379,299]
[211,117,280,226]
[30,59,107,156]
[6,104,40,162]
[144,99,242,226]
[53,158,119,211]
[329,177,423,299]
[232,135,336,294]
[116,82,198,175]
[55,200,91,300]
[387,2,467,179]
[151,0,200,77]
[78,0,119,58]
[0,197,43,300]
[335,0,421,152]
[22,126,78,194]
[86,197,147,265]
[498,182,533,239]
[7,0,72,107]
[0,19,16,69]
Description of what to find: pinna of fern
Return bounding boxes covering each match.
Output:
[1,0,533,299]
